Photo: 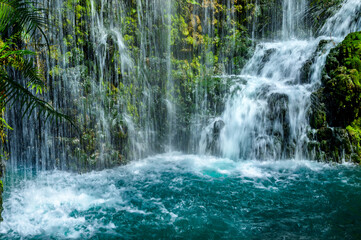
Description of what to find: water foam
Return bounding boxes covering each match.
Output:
[1,154,360,239]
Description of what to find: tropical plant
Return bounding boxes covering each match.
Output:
[0,0,72,131]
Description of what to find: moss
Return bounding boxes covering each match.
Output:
[346,118,361,162]
[317,127,333,140]
[310,109,326,129]
[326,32,361,153]
[309,32,361,163]
[326,33,361,116]
[338,31,361,69]
[323,32,361,127]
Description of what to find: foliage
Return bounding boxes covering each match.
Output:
[309,31,361,163]
[0,0,73,130]
[0,37,72,122]
[0,0,47,38]
[346,119,361,163]
[0,0,76,219]
[323,32,361,127]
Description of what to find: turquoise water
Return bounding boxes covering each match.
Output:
[1,154,361,239]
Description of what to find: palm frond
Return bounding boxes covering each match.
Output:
[10,54,45,92]
[0,116,12,130]
[0,71,75,126]
[0,0,75,130]
[0,40,45,91]
[0,0,13,33]
[0,0,48,44]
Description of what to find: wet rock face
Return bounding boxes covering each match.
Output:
[213,120,225,137]
[299,59,313,84]
[308,32,361,163]
[258,48,276,75]
[299,40,332,84]
[267,93,290,140]
[308,127,352,163]
[206,120,225,155]
[310,108,326,129]
[267,93,289,120]
[317,127,333,140]
[266,93,293,158]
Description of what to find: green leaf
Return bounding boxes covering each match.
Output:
[0,117,12,130]
[187,0,200,6]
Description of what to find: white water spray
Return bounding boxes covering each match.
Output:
[201,0,361,161]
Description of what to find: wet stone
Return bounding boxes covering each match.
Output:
[317,127,333,141]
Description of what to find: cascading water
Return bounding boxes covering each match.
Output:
[5,0,249,171]
[201,0,361,161]
[320,0,361,38]
[282,0,308,39]
[6,0,179,171]
[218,40,320,160]
[1,0,361,239]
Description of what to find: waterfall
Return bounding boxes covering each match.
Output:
[4,0,361,172]
[5,0,177,171]
[320,0,361,38]
[217,40,321,160]
[1,1,361,236]
[201,0,361,160]
[282,0,307,39]
[6,0,253,171]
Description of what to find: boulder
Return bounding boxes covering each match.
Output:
[308,32,361,163]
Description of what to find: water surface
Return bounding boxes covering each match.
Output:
[1,154,361,239]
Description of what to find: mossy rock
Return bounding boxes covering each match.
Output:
[307,141,320,152]
[316,40,332,53]
[320,140,330,152]
[309,32,361,164]
[310,108,326,129]
[346,119,361,162]
[350,153,360,163]
[317,127,333,140]
[338,31,361,71]
[323,32,361,127]
[324,67,361,126]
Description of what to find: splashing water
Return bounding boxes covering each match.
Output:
[201,0,361,161]
[321,0,361,38]
[1,154,361,239]
[218,40,322,160]
[2,0,361,238]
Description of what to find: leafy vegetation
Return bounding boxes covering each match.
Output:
[309,31,361,163]
[0,0,75,219]
[0,0,73,145]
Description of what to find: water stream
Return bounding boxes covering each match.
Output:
[200,0,361,161]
